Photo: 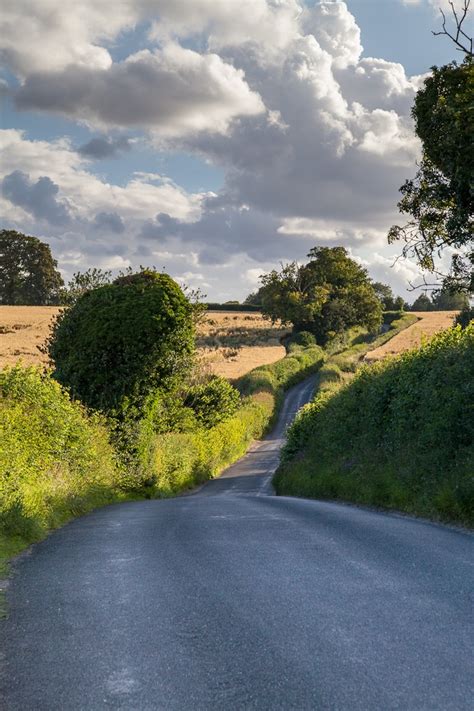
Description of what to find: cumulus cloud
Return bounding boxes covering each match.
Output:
[0,2,430,298]
[15,44,265,136]
[1,170,71,225]
[78,136,132,159]
[93,212,126,233]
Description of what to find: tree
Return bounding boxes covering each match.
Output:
[0,229,64,305]
[411,293,433,311]
[431,288,469,310]
[48,269,195,412]
[61,268,112,305]
[259,247,382,344]
[388,2,473,293]
[372,282,405,311]
[244,288,264,307]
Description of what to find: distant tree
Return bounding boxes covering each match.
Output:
[431,288,469,310]
[411,293,433,311]
[372,282,405,311]
[373,282,395,310]
[61,268,112,305]
[388,1,473,293]
[0,229,64,305]
[259,246,382,344]
[244,287,265,307]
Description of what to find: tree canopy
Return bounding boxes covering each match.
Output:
[388,4,473,293]
[0,229,64,305]
[259,246,383,344]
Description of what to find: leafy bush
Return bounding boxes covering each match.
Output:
[276,325,474,525]
[455,306,474,329]
[49,270,195,412]
[0,366,121,540]
[184,376,240,428]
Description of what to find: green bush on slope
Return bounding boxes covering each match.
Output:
[275,325,474,525]
[148,344,326,496]
[0,366,121,541]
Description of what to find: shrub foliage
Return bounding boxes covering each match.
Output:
[276,325,474,525]
[49,270,195,412]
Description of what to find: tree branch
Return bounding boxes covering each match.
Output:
[432,0,473,57]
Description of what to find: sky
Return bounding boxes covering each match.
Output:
[0,0,467,301]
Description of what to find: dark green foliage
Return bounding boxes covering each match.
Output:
[431,288,469,310]
[0,230,64,305]
[287,331,317,348]
[389,59,473,291]
[372,282,405,311]
[277,325,474,525]
[49,269,195,412]
[411,293,433,311]
[455,305,474,328]
[184,376,240,428]
[259,247,382,344]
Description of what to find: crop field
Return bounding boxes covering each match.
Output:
[0,307,288,377]
[365,311,458,362]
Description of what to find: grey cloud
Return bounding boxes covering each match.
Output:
[1,170,70,225]
[78,136,132,159]
[14,47,264,135]
[140,206,316,265]
[93,211,126,233]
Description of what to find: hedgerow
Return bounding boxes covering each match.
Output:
[0,366,121,541]
[275,325,474,525]
[138,344,326,496]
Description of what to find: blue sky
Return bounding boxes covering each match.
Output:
[0,1,467,299]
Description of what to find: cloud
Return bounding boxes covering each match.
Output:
[15,44,265,136]
[1,170,71,225]
[0,3,431,298]
[93,211,126,233]
[78,136,132,159]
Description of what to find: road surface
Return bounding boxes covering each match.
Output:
[2,376,473,710]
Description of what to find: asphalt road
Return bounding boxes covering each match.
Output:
[2,377,473,710]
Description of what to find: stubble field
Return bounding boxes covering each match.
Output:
[0,307,288,378]
[0,307,459,377]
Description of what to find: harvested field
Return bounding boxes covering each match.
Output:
[365,311,458,362]
[0,306,60,368]
[0,307,288,377]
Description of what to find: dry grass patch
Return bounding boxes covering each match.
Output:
[0,307,289,378]
[0,306,60,368]
[365,311,458,362]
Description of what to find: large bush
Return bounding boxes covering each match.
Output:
[0,366,120,539]
[276,325,474,525]
[49,270,195,412]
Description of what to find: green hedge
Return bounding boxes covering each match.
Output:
[0,366,122,542]
[147,344,326,496]
[275,325,474,525]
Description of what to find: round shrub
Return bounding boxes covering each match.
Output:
[48,270,195,412]
[184,376,241,429]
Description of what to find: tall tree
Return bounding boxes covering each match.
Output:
[0,230,64,305]
[259,246,382,344]
[388,1,473,293]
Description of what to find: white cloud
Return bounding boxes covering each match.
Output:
[0,2,431,297]
[15,44,264,136]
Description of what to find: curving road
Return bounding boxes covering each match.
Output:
[2,377,473,710]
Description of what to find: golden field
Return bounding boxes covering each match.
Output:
[0,307,459,377]
[365,311,458,362]
[0,307,288,378]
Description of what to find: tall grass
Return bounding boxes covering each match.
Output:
[275,325,474,525]
[0,366,124,553]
